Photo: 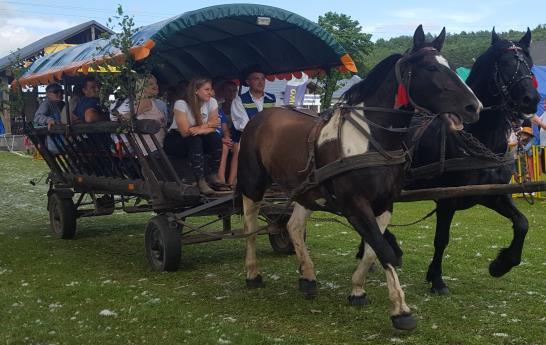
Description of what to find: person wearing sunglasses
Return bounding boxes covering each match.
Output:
[34,83,65,129]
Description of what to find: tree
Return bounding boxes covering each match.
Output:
[0,51,29,134]
[365,24,546,71]
[317,12,373,108]
[92,5,142,125]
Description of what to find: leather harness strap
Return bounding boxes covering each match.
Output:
[291,107,412,200]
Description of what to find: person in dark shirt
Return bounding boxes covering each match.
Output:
[73,76,107,123]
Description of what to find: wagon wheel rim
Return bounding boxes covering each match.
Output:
[278,227,290,245]
[149,226,165,264]
[277,228,290,247]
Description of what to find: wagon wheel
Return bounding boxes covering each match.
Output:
[268,215,304,255]
[145,215,181,272]
[48,193,77,239]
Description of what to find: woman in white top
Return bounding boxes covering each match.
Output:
[164,77,227,194]
[111,74,167,156]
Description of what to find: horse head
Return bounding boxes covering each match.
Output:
[400,25,482,130]
[344,25,481,131]
[467,28,539,119]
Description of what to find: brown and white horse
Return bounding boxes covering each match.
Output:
[236,25,482,330]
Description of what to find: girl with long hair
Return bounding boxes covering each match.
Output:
[164,77,227,194]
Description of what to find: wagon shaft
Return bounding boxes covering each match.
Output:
[397,181,546,202]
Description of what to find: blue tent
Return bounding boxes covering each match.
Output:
[532,65,546,115]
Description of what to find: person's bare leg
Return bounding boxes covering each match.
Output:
[228,143,239,187]
[218,143,229,183]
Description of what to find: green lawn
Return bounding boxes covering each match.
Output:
[1,151,545,345]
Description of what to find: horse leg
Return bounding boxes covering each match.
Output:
[426,202,455,295]
[480,195,528,277]
[384,229,403,266]
[285,203,316,297]
[344,204,416,330]
[243,195,264,288]
[349,211,392,306]
[356,229,403,269]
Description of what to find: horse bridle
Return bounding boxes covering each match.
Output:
[327,47,452,161]
[489,42,535,117]
[394,46,441,116]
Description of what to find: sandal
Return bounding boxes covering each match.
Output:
[209,182,232,192]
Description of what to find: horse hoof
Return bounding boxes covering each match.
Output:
[489,258,513,278]
[246,275,264,289]
[430,286,450,295]
[347,294,370,306]
[391,313,417,331]
[298,278,317,298]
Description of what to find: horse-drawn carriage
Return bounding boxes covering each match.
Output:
[17,4,544,331]
[17,4,357,272]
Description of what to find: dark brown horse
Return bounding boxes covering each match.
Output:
[237,25,482,330]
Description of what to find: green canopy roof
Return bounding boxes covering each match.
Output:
[18,4,355,86]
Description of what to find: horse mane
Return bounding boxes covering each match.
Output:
[342,54,402,105]
[465,45,497,86]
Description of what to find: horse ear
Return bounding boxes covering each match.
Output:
[519,27,532,49]
[412,25,426,51]
[491,27,500,45]
[431,27,446,51]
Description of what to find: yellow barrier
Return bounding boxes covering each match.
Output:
[513,145,545,199]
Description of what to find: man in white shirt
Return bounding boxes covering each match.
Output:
[228,66,277,186]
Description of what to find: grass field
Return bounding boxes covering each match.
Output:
[1,151,545,345]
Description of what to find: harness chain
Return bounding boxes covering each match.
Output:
[407,128,514,181]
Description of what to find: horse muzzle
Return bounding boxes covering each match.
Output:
[440,113,464,131]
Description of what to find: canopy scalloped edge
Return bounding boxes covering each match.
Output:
[12,39,156,88]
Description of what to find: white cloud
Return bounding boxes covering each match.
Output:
[0,26,40,57]
[0,0,80,57]
[5,17,80,32]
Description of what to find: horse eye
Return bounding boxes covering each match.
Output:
[425,65,438,72]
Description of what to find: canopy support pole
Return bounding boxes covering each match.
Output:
[63,77,72,127]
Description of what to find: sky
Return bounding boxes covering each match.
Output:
[0,0,544,57]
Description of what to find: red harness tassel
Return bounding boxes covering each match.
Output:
[532,75,538,89]
[395,83,409,108]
